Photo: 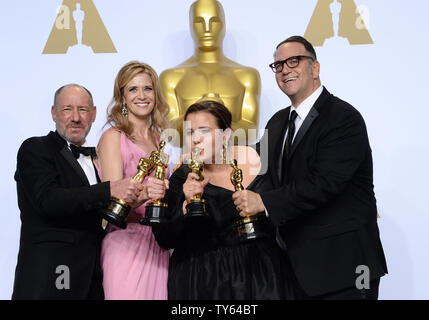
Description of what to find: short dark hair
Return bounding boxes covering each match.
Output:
[54,84,94,107]
[184,100,232,130]
[275,35,317,60]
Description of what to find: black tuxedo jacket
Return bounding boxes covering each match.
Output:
[12,131,110,299]
[258,87,388,296]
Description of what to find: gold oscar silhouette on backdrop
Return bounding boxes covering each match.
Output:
[160,0,261,144]
[304,0,373,47]
[43,0,116,54]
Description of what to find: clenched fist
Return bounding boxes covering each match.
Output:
[232,190,265,217]
[182,172,209,214]
[145,177,169,201]
[110,178,144,206]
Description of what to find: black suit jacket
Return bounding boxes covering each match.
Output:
[12,131,110,299]
[258,87,388,296]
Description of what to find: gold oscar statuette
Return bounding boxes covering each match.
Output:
[100,157,154,229]
[140,141,170,226]
[185,147,208,218]
[230,159,259,241]
[160,0,261,146]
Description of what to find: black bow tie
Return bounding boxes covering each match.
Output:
[70,144,96,159]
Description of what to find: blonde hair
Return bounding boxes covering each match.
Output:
[106,61,169,139]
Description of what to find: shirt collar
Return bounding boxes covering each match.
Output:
[290,85,323,121]
[67,141,89,159]
[67,141,88,148]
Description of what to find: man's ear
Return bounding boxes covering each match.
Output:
[312,60,320,80]
[51,105,57,122]
[92,106,97,123]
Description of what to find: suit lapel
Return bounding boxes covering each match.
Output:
[49,131,90,186]
[268,108,290,187]
[92,159,101,183]
[289,87,331,158]
[60,146,90,186]
[289,107,319,157]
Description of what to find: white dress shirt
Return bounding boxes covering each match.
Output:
[68,142,98,185]
[279,85,323,156]
[265,85,323,219]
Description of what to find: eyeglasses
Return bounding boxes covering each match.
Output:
[269,55,314,73]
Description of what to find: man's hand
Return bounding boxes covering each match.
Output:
[110,178,143,206]
[232,190,265,217]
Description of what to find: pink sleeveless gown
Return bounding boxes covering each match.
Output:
[98,130,169,300]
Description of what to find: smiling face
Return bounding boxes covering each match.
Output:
[184,111,230,164]
[122,73,155,122]
[51,85,96,146]
[275,42,320,107]
[190,0,225,50]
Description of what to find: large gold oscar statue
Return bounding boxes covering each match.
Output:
[160,0,261,144]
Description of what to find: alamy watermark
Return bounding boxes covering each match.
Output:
[161,126,269,175]
[355,5,371,31]
[55,265,70,290]
[355,265,370,290]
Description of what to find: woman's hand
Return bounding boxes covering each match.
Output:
[182,172,209,206]
[131,177,169,208]
[146,177,169,200]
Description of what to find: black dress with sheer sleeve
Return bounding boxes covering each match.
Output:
[152,165,295,300]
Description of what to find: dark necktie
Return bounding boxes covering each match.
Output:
[70,144,96,159]
[281,110,298,182]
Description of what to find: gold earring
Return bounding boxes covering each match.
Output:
[121,103,128,117]
[223,141,228,164]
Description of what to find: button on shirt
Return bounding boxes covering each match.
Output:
[68,142,98,185]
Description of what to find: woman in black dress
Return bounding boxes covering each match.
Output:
[152,100,295,299]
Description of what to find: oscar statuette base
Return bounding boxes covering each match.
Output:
[185,200,208,219]
[99,198,130,229]
[236,216,267,242]
[140,202,168,226]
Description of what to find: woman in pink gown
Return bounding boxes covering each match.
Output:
[96,61,170,300]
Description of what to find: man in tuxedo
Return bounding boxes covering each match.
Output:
[12,84,144,299]
[233,36,387,299]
